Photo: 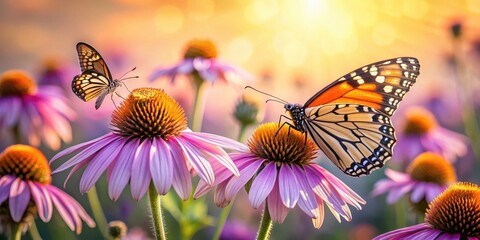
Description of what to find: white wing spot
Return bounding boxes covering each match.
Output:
[369,66,378,76]
[375,76,385,83]
[383,85,393,93]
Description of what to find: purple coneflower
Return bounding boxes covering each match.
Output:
[372,152,456,213]
[0,70,75,150]
[0,144,94,237]
[149,39,251,85]
[374,182,480,240]
[149,39,252,132]
[393,107,468,164]
[51,87,243,201]
[195,122,365,232]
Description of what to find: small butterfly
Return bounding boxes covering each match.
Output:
[72,42,136,109]
[249,57,420,177]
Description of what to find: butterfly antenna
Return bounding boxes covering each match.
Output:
[245,86,288,104]
[118,67,138,81]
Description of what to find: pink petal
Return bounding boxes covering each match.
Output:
[182,131,248,152]
[150,138,173,195]
[80,138,124,192]
[267,180,289,224]
[170,141,192,200]
[410,183,427,203]
[278,164,299,208]
[174,137,214,185]
[248,162,277,209]
[224,159,263,201]
[52,133,117,171]
[385,169,411,182]
[108,139,139,201]
[28,182,53,221]
[130,140,152,200]
[292,166,318,218]
[214,181,231,207]
[0,176,15,204]
[4,97,21,127]
[312,196,325,229]
[387,183,415,204]
[9,178,30,222]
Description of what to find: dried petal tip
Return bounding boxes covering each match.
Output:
[425,182,480,238]
[0,145,51,184]
[183,39,218,59]
[0,70,37,97]
[108,221,127,239]
[111,88,187,140]
[406,152,456,185]
[403,107,437,134]
[248,122,317,165]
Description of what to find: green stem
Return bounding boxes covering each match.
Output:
[212,123,248,240]
[148,183,166,240]
[256,203,273,240]
[212,203,233,240]
[8,223,21,240]
[12,125,21,144]
[87,186,108,239]
[237,124,248,143]
[191,75,208,132]
[394,199,407,228]
[29,221,42,240]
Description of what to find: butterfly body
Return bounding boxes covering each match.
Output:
[72,42,128,110]
[280,57,420,177]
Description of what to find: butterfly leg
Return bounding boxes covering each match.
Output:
[123,83,132,93]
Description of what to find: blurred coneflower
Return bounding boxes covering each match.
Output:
[372,152,456,214]
[0,145,94,238]
[50,88,245,238]
[393,107,468,164]
[374,182,480,240]
[195,122,365,234]
[149,39,252,131]
[37,58,70,90]
[0,70,75,150]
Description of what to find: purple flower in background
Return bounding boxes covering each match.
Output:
[51,88,244,201]
[149,39,252,85]
[219,220,256,240]
[374,182,480,240]
[393,107,468,164]
[195,123,365,229]
[372,152,456,213]
[0,145,94,234]
[0,70,75,150]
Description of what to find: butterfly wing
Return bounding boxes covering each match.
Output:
[76,42,113,81]
[72,70,110,102]
[304,57,420,116]
[304,104,395,176]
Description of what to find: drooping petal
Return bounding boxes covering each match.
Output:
[169,140,192,200]
[248,162,277,209]
[182,131,248,152]
[80,138,124,192]
[312,196,325,229]
[131,140,152,200]
[410,182,427,203]
[267,180,289,224]
[292,165,318,218]
[0,176,15,204]
[9,178,30,222]
[108,139,138,201]
[50,133,114,163]
[214,181,231,208]
[150,138,174,195]
[52,133,117,172]
[174,137,214,185]
[278,164,299,208]
[28,182,53,221]
[224,159,263,201]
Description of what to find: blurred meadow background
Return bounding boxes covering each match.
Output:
[1,0,480,239]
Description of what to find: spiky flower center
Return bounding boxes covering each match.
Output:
[247,122,318,165]
[0,145,51,184]
[111,88,187,140]
[108,221,127,239]
[0,70,37,97]
[183,39,218,59]
[425,182,480,238]
[403,107,437,134]
[406,152,456,185]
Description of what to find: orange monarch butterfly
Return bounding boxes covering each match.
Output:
[249,57,420,177]
[72,42,137,109]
